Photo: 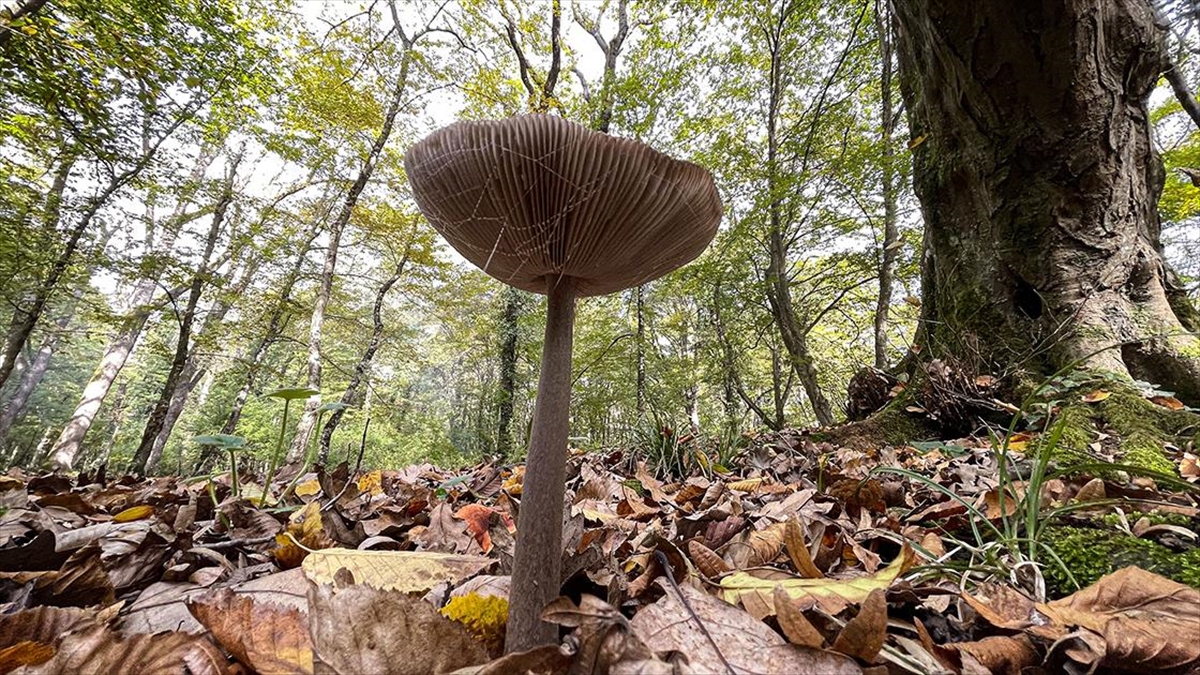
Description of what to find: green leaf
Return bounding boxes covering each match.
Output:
[265,387,319,400]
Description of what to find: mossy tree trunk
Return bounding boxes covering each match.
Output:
[894,0,1200,405]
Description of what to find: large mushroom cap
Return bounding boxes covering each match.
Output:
[404,114,722,297]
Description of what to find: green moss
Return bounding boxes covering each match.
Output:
[1099,390,1199,475]
[1043,526,1200,597]
[811,408,932,449]
[1043,404,1095,466]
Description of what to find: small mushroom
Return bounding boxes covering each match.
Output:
[406,114,721,651]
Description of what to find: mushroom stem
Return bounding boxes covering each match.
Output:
[506,275,576,653]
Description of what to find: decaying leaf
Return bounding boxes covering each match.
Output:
[687,540,731,578]
[307,582,487,675]
[830,588,887,663]
[1038,566,1200,672]
[301,549,493,593]
[720,544,913,616]
[630,579,861,675]
[784,516,824,578]
[187,587,312,675]
[773,586,824,649]
[10,625,227,675]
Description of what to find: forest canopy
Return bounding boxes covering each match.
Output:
[0,0,1197,478]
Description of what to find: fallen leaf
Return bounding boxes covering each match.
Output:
[1080,390,1111,403]
[720,545,914,616]
[307,582,487,675]
[1074,477,1106,502]
[444,646,568,675]
[1149,395,1184,411]
[831,588,887,663]
[724,521,785,569]
[274,501,333,568]
[187,588,312,675]
[301,549,493,593]
[773,586,824,649]
[687,540,731,578]
[10,625,227,675]
[784,517,824,578]
[961,583,1037,630]
[111,506,154,523]
[1038,567,1200,672]
[631,579,861,675]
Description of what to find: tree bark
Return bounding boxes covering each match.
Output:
[288,47,413,463]
[894,0,1200,404]
[317,248,410,464]
[872,0,900,370]
[48,148,213,470]
[130,155,238,474]
[635,284,646,422]
[761,3,837,427]
[496,285,520,457]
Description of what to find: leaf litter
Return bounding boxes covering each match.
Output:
[0,420,1193,674]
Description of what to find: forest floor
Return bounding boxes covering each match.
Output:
[0,381,1197,674]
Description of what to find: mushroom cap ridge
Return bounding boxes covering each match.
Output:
[404,114,723,297]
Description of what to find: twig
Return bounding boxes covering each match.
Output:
[202,533,277,550]
[652,550,736,675]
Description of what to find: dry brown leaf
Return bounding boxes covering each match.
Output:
[1150,395,1185,411]
[686,540,731,578]
[419,503,476,553]
[831,589,887,663]
[307,582,487,675]
[953,635,1039,675]
[630,579,861,675]
[961,583,1037,630]
[302,549,493,593]
[444,646,569,675]
[772,586,824,649]
[720,544,913,616]
[543,595,656,672]
[784,517,824,578]
[187,588,312,675]
[10,625,227,675]
[727,477,763,493]
[1074,477,1106,503]
[0,607,100,675]
[1038,566,1200,672]
[453,505,513,554]
[724,521,785,569]
[1181,452,1199,481]
[0,642,54,674]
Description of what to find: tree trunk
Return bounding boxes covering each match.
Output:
[894,0,1200,404]
[872,0,900,370]
[48,147,214,470]
[497,286,520,457]
[318,249,410,464]
[130,156,237,474]
[761,7,837,427]
[288,49,413,463]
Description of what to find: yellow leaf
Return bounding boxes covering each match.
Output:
[908,134,927,150]
[356,470,383,496]
[301,549,494,593]
[727,477,763,493]
[1081,390,1111,403]
[720,544,914,616]
[112,505,154,523]
[294,479,321,498]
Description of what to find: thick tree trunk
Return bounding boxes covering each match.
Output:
[289,50,413,463]
[894,0,1200,404]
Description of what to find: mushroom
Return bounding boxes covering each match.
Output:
[405,114,722,652]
